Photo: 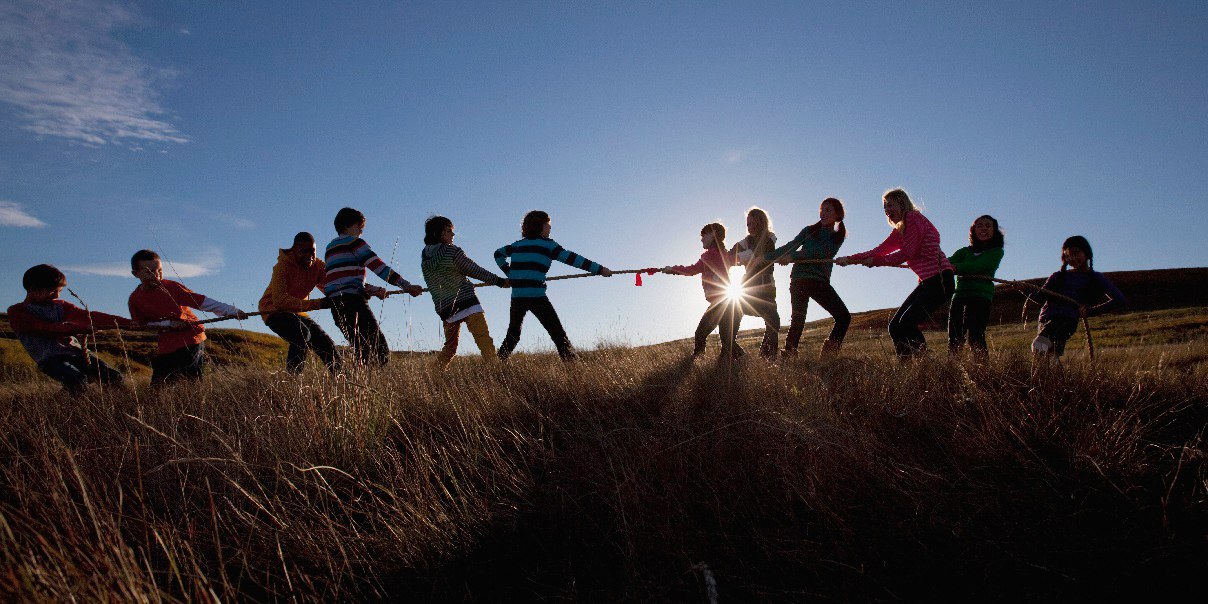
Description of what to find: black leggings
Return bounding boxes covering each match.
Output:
[694,297,739,353]
[331,295,390,366]
[265,312,339,373]
[785,279,851,351]
[498,296,574,360]
[888,270,955,358]
[735,294,780,356]
[948,295,991,354]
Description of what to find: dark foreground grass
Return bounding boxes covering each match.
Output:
[0,342,1205,602]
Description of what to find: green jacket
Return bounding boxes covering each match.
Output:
[765,226,842,282]
[949,246,1004,300]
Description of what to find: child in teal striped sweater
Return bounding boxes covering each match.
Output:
[421,216,510,369]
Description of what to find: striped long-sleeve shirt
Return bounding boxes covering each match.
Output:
[494,237,604,298]
[846,211,953,281]
[421,243,504,322]
[323,235,412,297]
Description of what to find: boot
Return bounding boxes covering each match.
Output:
[819,339,842,360]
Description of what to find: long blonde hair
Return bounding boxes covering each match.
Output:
[883,188,917,230]
[746,206,775,246]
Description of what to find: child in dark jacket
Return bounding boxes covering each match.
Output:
[766,197,850,359]
[947,215,1005,358]
[1029,236,1125,357]
[663,222,741,359]
[494,210,612,361]
[8,264,141,393]
[421,216,509,369]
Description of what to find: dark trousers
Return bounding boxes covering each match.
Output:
[152,343,206,384]
[1038,316,1079,357]
[498,296,574,360]
[265,312,339,373]
[888,270,955,358]
[694,297,739,353]
[948,295,992,354]
[39,353,124,393]
[331,294,390,367]
[785,279,851,351]
[735,295,781,356]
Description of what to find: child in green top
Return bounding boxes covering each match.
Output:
[947,215,1005,357]
[766,197,850,359]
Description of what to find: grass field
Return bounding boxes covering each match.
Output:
[0,305,1204,601]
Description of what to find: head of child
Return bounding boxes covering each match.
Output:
[745,207,772,240]
[882,188,916,229]
[286,232,317,267]
[130,250,163,287]
[334,207,366,237]
[818,197,847,244]
[700,222,726,251]
[22,264,67,303]
[969,215,1004,250]
[521,210,551,239]
[1061,235,1093,272]
[424,215,455,245]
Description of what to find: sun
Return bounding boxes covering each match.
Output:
[725,266,746,301]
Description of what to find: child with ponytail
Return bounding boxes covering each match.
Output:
[1029,236,1125,357]
[766,197,850,359]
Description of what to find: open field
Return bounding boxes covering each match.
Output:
[1,325,1205,601]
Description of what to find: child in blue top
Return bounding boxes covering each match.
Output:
[766,197,850,359]
[494,210,612,361]
[1029,236,1125,357]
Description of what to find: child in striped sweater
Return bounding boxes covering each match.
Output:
[494,210,612,361]
[947,215,1005,358]
[1029,236,1125,357]
[324,207,423,366]
[421,216,510,369]
[836,188,954,359]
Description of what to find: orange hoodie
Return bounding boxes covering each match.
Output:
[258,250,327,321]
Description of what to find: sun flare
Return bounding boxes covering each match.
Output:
[725,266,746,301]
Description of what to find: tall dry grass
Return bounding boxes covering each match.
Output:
[0,341,1204,601]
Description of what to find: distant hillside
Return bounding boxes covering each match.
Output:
[845,267,1208,332]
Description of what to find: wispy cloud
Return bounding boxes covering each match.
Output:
[214,213,256,230]
[723,147,758,164]
[0,200,47,227]
[63,247,223,278]
[0,0,189,146]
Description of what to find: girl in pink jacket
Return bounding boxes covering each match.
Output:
[663,222,742,359]
[837,188,954,358]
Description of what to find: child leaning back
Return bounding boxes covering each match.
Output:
[128,249,248,384]
[663,222,740,359]
[8,264,141,393]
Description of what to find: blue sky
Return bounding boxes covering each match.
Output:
[2,1,1206,353]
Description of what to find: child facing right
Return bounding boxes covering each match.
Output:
[8,264,140,393]
[1029,235,1125,357]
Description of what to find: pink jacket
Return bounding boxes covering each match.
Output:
[847,211,953,281]
[667,246,734,302]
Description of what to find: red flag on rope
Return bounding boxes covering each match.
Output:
[635,268,658,286]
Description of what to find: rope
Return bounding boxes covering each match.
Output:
[383,268,661,296]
